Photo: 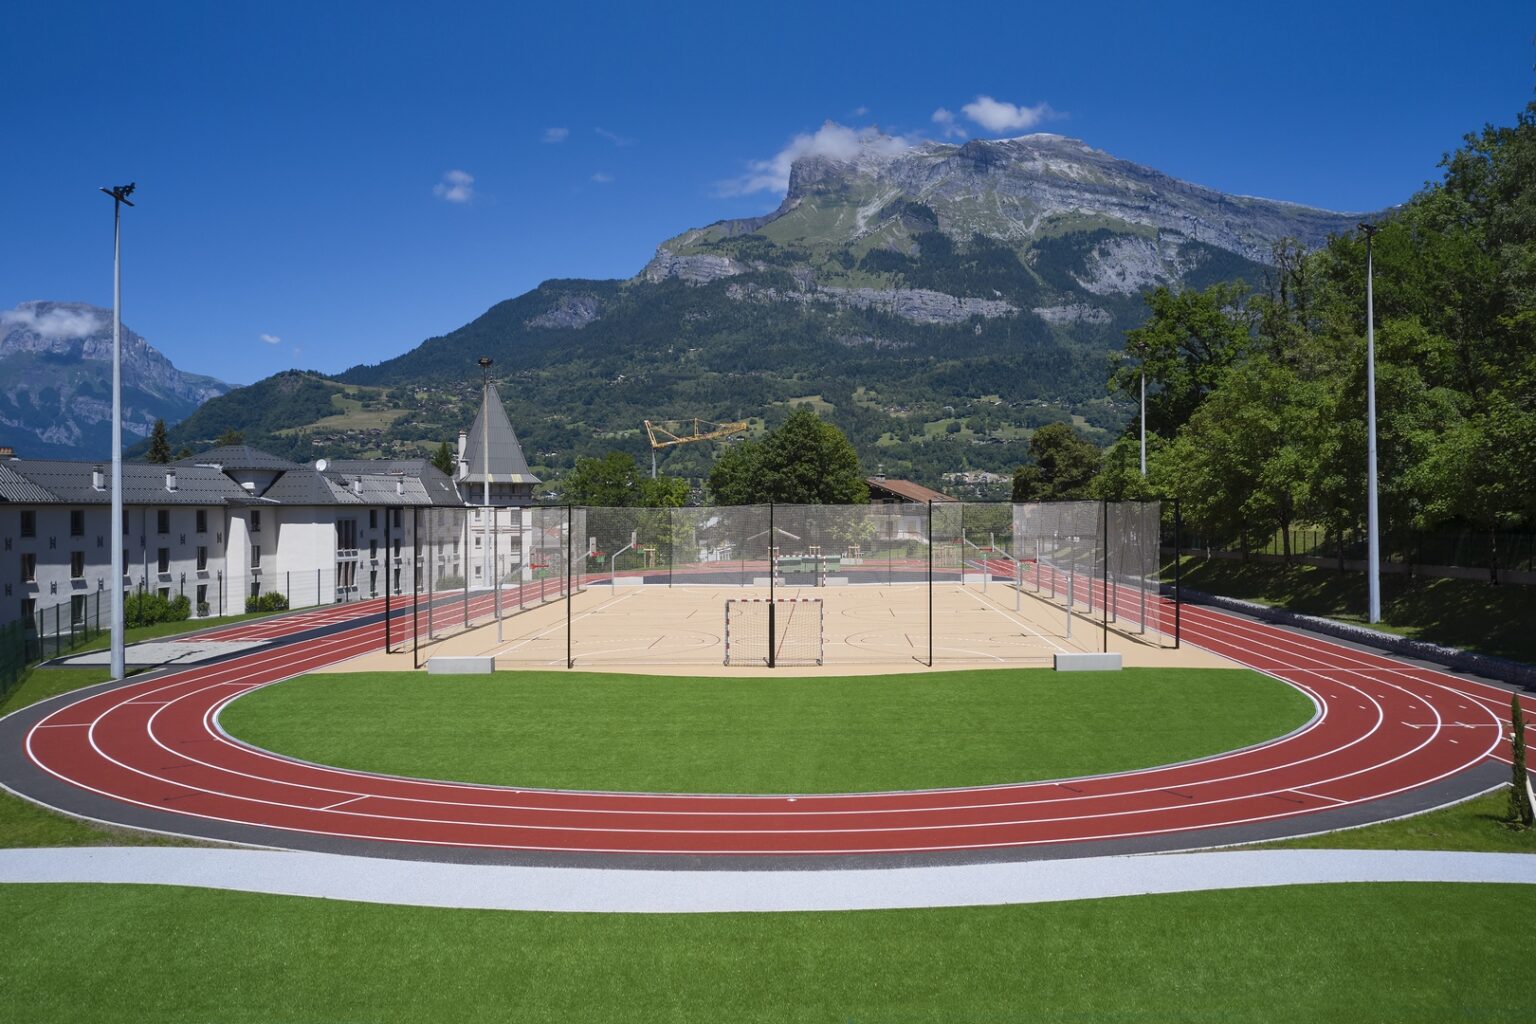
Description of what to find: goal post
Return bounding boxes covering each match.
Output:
[724,598,824,667]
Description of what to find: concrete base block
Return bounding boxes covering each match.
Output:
[611,576,646,587]
[1053,652,1123,672]
[427,656,496,675]
[963,573,988,585]
[824,577,850,586]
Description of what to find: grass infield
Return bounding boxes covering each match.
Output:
[220,667,1314,793]
[3,882,1534,1023]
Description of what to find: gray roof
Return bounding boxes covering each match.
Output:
[0,462,58,503]
[462,383,540,485]
[258,465,464,508]
[258,466,347,505]
[177,445,301,471]
[6,461,250,505]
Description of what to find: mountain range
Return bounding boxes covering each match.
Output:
[13,133,1383,492]
[0,301,231,459]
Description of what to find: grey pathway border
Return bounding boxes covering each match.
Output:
[1174,586,1536,691]
[2,847,1534,913]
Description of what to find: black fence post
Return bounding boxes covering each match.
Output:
[566,504,573,670]
[1102,498,1109,654]
[768,502,776,669]
[1173,498,1183,649]
[384,507,393,653]
[927,499,934,668]
[412,507,421,669]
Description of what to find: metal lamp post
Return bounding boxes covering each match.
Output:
[478,356,493,595]
[1137,341,1148,478]
[100,183,135,680]
[1360,222,1382,624]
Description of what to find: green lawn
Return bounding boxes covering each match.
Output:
[1169,555,1536,664]
[1258,788,1536,854]
[3,882,1532,1023]
[220,668,1313,793]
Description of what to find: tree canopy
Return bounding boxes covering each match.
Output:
[562,451,688,508]
[1109,101,1536,572]
[708,408,868,505]
[1012,423,1100,502]
[146,420,172,464]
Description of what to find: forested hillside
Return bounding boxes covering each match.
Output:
[1101,102,1535,575]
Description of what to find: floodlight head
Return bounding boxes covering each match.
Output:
[1358,222,1378,236]
[100,183,136,206]
[477,357,493,368]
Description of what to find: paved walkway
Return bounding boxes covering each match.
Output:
[2,847,1533,913]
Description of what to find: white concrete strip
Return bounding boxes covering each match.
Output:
[2,848,1534,914]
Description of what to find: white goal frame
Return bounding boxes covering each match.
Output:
[723,597,824,667]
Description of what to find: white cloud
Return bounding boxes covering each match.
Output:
[960,95,1058,134]
[543,127,569,143]
[594,126,635,147]
[0,303,102,341]
[259,332,281,345]
[718,121,915,197]
[852,105,869,117]
[432,169,476,203]
[590,172,614,184]
[931,107,967,139]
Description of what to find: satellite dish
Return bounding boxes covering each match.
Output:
[315,458,328,472]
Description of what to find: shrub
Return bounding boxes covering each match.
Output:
[244,591,290,614]
[125,591,189,627]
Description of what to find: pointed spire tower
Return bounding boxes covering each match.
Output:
[459,359,539,506]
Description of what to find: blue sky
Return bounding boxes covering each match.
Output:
[1,0,1531,386]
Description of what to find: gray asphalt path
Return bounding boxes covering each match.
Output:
[3,847,1533,913]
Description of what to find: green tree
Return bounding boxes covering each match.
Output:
[430,441,456,476]
[146,420,172,463]
[1011,423,1100,502]
[563,451,687,508]
[1111,282,1255,436]
[215,429,245,447]
[709,410,867,505]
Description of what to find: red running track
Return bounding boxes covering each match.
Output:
[19,586,1530,857]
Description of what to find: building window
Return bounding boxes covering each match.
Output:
[392,509,402,529]
[196,584,207,610]
[250,580,260,599]
[196,510,207,534]
[70,510,85,537]
[20,511,35,538]
[21,597,36,623]
[157,587,170,601]
[157,509,170,534]
[70,551,85,579]
[370,510,378,529]
[196,546,208,571]
[122,509,129,535]
[393,539,401,559]
[158,548,170,574]
[251,510,262,533]
[369,540,377,559]
[251,545,261,569]
[20,553,36,583]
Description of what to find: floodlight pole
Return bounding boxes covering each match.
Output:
[100,183,135,682]
[478,357,493,602]
[1139,349,1147,478]
[1361,223,1382,624]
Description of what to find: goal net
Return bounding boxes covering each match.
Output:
[723,598,824,667]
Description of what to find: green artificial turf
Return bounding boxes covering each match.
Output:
[221,667,1313,793]
[1168,555,1536,664]
[4,882,1534,1023]
[1259,788,1536,854]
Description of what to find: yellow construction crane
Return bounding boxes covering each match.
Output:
[643,418,749,477]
